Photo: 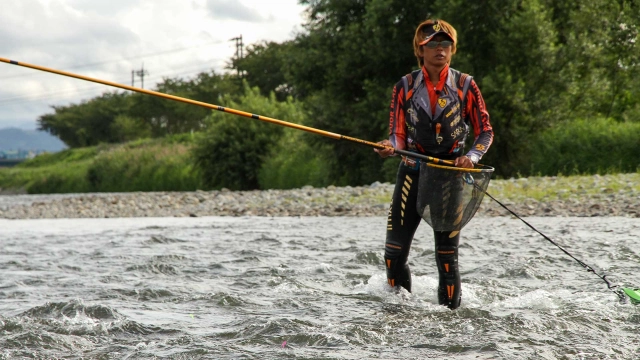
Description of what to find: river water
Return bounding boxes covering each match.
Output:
[0,215,638,359]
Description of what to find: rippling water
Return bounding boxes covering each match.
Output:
[1,215,639,359]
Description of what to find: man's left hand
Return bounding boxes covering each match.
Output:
[454,156,474,168]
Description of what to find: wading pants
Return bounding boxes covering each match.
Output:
[384,162,462,309]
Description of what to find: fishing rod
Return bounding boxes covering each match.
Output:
[0,57,469,170]
[3,57,637,304]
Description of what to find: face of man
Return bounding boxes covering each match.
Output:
[420,34,453,69]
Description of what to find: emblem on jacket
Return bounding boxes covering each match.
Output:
[438,98,447,108]
[407,108,419,123]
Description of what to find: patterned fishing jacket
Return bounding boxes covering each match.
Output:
[388,64,493,163]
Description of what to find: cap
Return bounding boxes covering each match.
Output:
[418,21,454,46]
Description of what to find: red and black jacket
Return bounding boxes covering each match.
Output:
[388,64,493,162]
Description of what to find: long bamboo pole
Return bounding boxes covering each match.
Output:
[0,57,454,165]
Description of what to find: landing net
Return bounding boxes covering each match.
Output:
[417,163,494,232]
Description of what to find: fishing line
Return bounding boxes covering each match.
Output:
[0,40,225,81]
[463,173,636,304]
[0,63,222,105]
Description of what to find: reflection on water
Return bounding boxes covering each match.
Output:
[0,216,639,359]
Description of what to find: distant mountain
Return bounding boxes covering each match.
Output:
[0,128,66,152]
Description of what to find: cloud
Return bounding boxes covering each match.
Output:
[205,0,267,22]
[66,0,143,16]
[0,0,140,66]
[0,0,305,130]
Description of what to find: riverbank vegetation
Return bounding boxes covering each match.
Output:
[1,0,638,194]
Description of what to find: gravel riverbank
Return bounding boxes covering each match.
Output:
[1,174,638,219]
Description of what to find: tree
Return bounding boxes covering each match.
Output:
[438,0,567,174]
[37,71,240,147]
[235,41,296,101]
[281,0,640,178]
[38,92,129,148]
[285,0,438,185]
[127,71,240,137]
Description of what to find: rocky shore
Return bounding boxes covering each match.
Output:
[0,174,638,219]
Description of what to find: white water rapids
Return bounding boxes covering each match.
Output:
[1,215,638,359]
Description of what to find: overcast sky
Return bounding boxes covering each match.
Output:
[0,0,307,130]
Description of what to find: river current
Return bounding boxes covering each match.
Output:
[1,215,638,359]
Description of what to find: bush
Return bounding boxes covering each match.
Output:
[528,118,640,175]
[111,115,152,142]
[16,147,98,168]
[26,164,91,193]
[192,115,282,190]
[258,129,332,189]
[86,142,201,192]
[192,83,307,190]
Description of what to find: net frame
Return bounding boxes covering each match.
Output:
[417,162,494,232]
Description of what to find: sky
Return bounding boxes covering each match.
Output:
[0,0,307,130]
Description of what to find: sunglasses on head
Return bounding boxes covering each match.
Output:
[423,40,453,49]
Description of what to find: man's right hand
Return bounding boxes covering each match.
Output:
[374,139,395,158]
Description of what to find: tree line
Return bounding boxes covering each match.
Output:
[38,0,640,190]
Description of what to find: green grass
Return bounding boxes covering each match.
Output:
[288,171,640,208]
[527,118,640,176]
[2,127,638,199]
[16,147,99,168]
[487,172,640,202]
[0,135,203,194]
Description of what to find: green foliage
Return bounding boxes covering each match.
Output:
[529,118,640,175]
[192,83,307,190]
[380,157,401,183]
[36,70,240,148]
[24,163,93,194]
[15,147,98,168]
[127,72,240,137]
[235,41,296,100]
[111,115,152,142]
[86,142,202,192]
[235,0,639,181]
[0,137,203,194]
[442,0,639,175]
[280,0,435,185]
[257,128,332,189]
[28,0,640,191]
[38,92,129,148]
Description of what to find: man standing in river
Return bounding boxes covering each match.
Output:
[375,18,493,309]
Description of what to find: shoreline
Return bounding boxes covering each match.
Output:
[1,177,638,219]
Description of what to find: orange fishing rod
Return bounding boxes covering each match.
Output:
[0,56,453,166]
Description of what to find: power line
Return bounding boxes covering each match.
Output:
[0,64,224,106]
[0,40,225,81]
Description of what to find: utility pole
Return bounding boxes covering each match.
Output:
[230,35,244,78]
[132,63,149,89]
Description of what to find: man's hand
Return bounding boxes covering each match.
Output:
[374,139,395,158]
[454,156,474,168]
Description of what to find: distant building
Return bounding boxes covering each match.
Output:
[0,149,37,159]
[0,149,41,167]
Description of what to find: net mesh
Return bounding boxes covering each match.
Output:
[417,163,494,232]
